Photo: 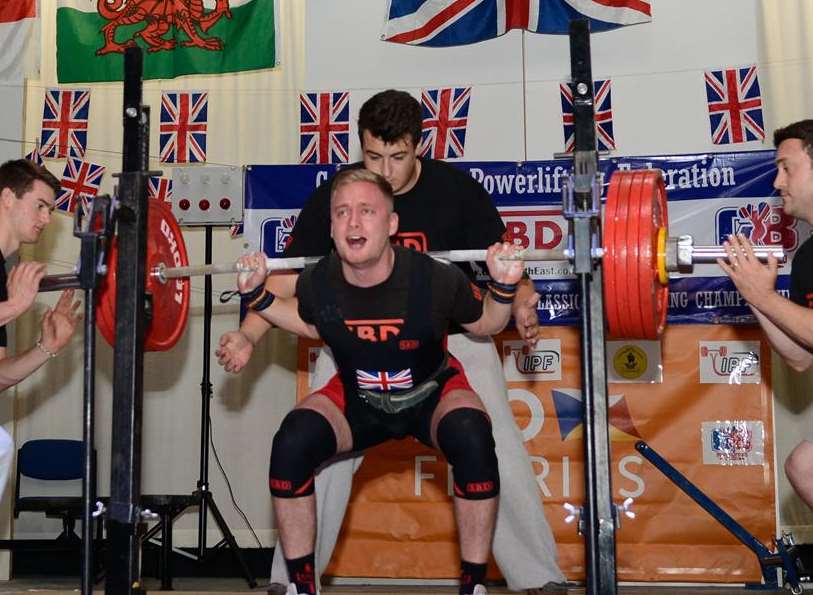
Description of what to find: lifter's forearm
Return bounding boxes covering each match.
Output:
[463,295,512,337]
[238,271,299,344]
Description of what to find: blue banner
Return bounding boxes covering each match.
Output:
[245,151,806,325]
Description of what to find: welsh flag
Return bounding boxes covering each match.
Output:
[56,0,278,83]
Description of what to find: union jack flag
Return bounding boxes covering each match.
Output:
[24,145,44,166]
[382,0,651,47]
[40,88,90,159]
[299,92,350,164]
[560,78,615,153]
[147,176,173,203]
[420,87,471,159]
[229,223,243,238]
[159,91,208,164]
[704,65,765,145]
[356,368,414,391]
[56,157,105,214]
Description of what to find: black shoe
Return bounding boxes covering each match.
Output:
[528,581,573,594]
[267,583,287,595]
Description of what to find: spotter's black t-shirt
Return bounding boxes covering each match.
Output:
[283,158,505,281]
[789,235,813,309]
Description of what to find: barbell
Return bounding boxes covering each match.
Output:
[71,170,785,351]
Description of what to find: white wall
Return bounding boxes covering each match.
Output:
[305,0,765,160]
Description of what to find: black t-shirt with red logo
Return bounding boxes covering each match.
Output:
[296,246,484,341]
[790,235,813,309]
[283,158,505,280]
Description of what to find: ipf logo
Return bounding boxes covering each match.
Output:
[715,201,797,250]
[699,341,761,384]
[502,339,561,381]
[261,213,298,256]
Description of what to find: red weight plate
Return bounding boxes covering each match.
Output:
[96,239,117,348]
[144,199,190,351]
[602,172,621,338]
[616,171,638,338]
[624,171,646,338]
[614,172,636,338]
[96,200,190,352]
[637,171,658,339]
[603,171,631,338]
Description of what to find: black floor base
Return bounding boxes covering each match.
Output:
[11,541,273,580]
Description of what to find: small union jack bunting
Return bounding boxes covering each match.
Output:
[299,92,350,164]
[56,157,105,214]
[704,65,765,145]
[420,87,471,159]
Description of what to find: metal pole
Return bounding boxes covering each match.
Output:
[80,286,96,595]
[568,19,617,595]
[197,225,214,557]
[106,46,149,595]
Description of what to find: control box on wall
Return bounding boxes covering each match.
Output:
[171,166,243,226]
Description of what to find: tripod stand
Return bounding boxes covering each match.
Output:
[190,224,256,587]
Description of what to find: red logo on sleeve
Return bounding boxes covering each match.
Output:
[393,232,429,252]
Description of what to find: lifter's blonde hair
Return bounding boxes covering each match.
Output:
[330,168,394,212]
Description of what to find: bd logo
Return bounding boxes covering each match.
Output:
[393,231,428,252]
[699,341,761,384]
[261,214,297,256]
[498,209,566,250]
[502,339,561,381]
[715,202,797,250]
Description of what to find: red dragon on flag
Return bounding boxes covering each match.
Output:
[95,0,233,55]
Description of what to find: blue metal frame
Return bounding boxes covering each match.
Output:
[635,441,802,592]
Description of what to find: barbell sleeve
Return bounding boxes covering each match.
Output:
[673,235,785,268]
[687,245,785,264]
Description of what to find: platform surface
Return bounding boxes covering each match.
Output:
[0,576,795,594]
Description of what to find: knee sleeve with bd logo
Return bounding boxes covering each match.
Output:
[269,408,337,498]
[436,407,500,500]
